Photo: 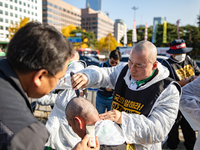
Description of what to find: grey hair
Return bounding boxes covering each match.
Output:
[65,97,99,124]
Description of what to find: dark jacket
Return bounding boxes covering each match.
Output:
[0,59,49,150]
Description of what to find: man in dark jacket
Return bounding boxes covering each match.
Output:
[162,39,200,150]
[96,50,121,114]
[0,22,89,150]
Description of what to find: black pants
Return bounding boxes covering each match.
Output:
[167,111,196,150]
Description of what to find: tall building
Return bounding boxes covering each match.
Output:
[0,0,42,42]
[114,19,125,43]
[153,17,166,24]
[86,0,101,11]
[81,8,114,41]
[42,0,81,32]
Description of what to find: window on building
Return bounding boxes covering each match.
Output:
[0,2,2,6]
[32,5,33,9]
[5,19,8,23]
[0,10,2,14]
[86,17,91,21]
[6,34,9,38]
[10,0,13,2]
[0,18,3,22]
[19,1,22,4]
[5,11,8,15]
[15,14,18,18]
[19,8,22,12]
[32,0,33,2]
[35,13,37,16]
[24,9,26,13]
[20,15,22,18]
[10,20,13,24]
[15,7,17,10]
[35,6,37,10]
[15,0,17,3]
[6,27,9,30]
[0,26,3,30]
[82,18,85,21]
[24,2,26,6]
[32,12,33,15]
[35,0,37,3]
[54,5,57,8]
[10,5,13,9]
[59,7,62,10]
[28,11,30,14]
[15,21,17,24]
[5,3,8,8]
[28,4,30,7]
[10,12,13,17]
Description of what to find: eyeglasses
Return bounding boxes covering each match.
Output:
[128,58,147,68]
[128,58,155,69]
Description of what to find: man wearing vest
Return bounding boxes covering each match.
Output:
[162,39,200,150]
[71,40,181,150]
[96,50,121,114]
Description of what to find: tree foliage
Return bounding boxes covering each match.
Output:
[98,33,118,51]
[8,17,30,40]
[70,27,98,49]
[61,25,76,38]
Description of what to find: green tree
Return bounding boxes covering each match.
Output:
[70,27,98,49]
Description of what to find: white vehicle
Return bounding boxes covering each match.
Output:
[120,55,168,64]
[117,46,170,57]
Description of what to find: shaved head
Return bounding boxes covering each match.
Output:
[65,97,99,125]
[132,41,157,63]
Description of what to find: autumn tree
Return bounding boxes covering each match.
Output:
[98,33,118,51]
[61,25,76,38]
[8,17,30,40]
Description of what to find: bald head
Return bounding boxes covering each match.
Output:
[132,41,157,63]
[70,50,79,61]
[65,97,99,125]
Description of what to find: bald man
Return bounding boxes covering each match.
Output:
[65,97,129,149]
[71,40,181,150]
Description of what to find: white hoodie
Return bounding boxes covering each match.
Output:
[78,62,181,150]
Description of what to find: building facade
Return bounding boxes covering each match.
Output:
[0,0,42,42]
[81,8,114,41]
[42,0,81,32]
[86,0,101,11]
[114,19,125,43]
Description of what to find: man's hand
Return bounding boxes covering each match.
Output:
[72,135,99,150]
[99,109,122,124]
[105,88,113,92]
[71,73,88,90]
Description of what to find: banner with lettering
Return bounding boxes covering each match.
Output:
[144,23,148,41]
[177,20,180,39]
[132,20,137,43]
[152,20,158,43]
[163,21,167,43]
[123,24,127,46]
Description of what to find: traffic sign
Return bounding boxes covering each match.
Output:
[68,37,81,43]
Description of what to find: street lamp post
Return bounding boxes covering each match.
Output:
[132,6,138,21]
[132,6,138,46]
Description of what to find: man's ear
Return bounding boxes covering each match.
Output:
[153,61,158,70]
[74,116,85,129]
[33,69,48,87]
